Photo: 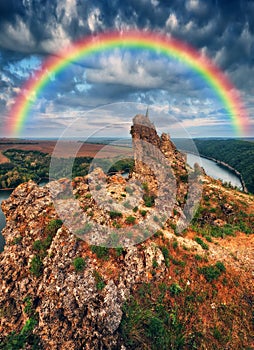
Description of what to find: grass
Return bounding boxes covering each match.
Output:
[120,296,185,349]
[32,218,63,263]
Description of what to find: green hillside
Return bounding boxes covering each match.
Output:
[194,139,254,193]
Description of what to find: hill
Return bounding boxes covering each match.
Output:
[0,115,253,349]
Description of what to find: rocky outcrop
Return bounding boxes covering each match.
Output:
[0,180,169,349]
[130,114,189,204]
[0,115,253,349]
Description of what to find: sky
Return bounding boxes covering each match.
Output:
[0,0,254,138]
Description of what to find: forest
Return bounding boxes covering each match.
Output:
[0,149,134,189]
[194,139,254,194]
[0,140,253,193]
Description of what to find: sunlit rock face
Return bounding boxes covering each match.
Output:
[0,115,253,349]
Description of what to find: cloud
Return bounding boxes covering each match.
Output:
[85,51,164,89]
[0,17,35,53]
[166,13,178,31]
[0,0,253,137]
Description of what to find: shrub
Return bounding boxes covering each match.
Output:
[154,230,163,238]
[107,232,120,245]
[160,246,169,259]
[213,327,222,340]
[172,240,178,250]
[170,222,176,231]
[215,261,226,272]
[160,246,170,267]
[133,206,138,213]
[33,240,43,252]
[140,209,147,217]
[109,210,123,219]
[152,258,158,269]
[153,215,160,223]
[169,283,183,296]
[141,182,149,192]
[195,237,209,250]
[116,247,124,257]
[91,245,109,260]
[199,262,226,282]
[73,257,86,272]
[45,219,63,235]
[210,224,237,238]
[93,270,106,290]
[32,233,55,258]
[194,254,203,261]
[180,174,188,183]
[125,215,136,224]
[123,200,132,209]
[112,221,122,229]
[12,236,22,245]
[126,231,133,239]
[143,194,156,207]
[23,296,33,316]
[0,317,39,350]
[30,255,43,277]
[173,208,178,216]
[146,316,166,341]
[138,283,152,298]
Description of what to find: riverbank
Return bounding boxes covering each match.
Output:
[0,177,49,192]
[199,154,248,193]
[185,151,247,193]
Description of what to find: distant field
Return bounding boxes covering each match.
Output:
[0,152,10,163]
[0,140,132,164]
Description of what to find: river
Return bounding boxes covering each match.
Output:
[0,157,242,252]
[187,153,242,189]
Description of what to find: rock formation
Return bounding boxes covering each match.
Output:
[0,115,253,349]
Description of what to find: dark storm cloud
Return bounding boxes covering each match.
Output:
[0,0,252,77]
[0,0,253,137]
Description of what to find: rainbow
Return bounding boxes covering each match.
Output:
[7,30,249,136]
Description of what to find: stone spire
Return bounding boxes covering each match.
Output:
[145,106,149,118]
